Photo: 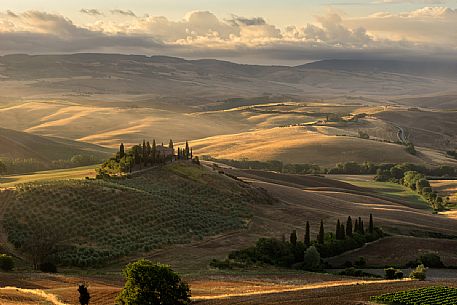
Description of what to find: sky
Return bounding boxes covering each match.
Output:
[1,0,457,64]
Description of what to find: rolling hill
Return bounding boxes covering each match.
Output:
[190,126,426,167]
[0,127,112,162]
[0,162,274,267]
[1,54,456,107]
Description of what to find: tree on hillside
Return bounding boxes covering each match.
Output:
[78,284,91,305]
[185,141,190,160]
[335,219,341,240]
[116,260,190,305]
[317,220,325,244]
[290,230,297,246]
[152,139,157,164]
[359,217,365,234]
[304,221,310,247]
[119,143,125,159]
[22,224,63,270]
[340,224,345,239]
[354,219,359,234]
[346,216,353,237]
[169,139,174,149]
[369,214,374,234]
[303,246,321,270]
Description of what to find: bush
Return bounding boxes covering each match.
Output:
[0,254,14,271]
[385,267,403,279]
[39,262,58,273]
[338,267,379,278]
[354,257,366,268]
[303,246,321,270]
[116,260,190,305]
[410,264,427,281]
[419,253,444,268]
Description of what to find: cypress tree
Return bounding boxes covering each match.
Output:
[360,218,365,234]
[190,148,193,159]
[336,219,341,240]
[304,221,310,247]
[169,139,174,149]
[317,220,325,244]
[346,216,353,237]
[290,230,297,246]
[142,140,146,159]
[369,213,374,234]
[340,224,346,239]
[119,143,125,159]
[147,141,151,156]
[354,219,359,234]
[185,141,190,160]
[152,139,157,164]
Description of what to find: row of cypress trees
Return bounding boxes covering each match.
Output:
[290,214,375,247]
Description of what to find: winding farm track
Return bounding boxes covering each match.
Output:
[192,279,410,300]
[0,287,69,305]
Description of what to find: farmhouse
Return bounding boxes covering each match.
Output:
[156,145,174,158]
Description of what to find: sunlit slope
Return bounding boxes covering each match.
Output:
[191,126,424,167]
[0,101,255,147]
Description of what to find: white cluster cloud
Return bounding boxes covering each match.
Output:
[0,7,456,63]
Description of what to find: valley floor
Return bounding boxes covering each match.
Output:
[0,271,456,305]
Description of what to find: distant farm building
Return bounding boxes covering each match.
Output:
[156,145,175,158]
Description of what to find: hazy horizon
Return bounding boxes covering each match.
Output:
[1,1,457,64]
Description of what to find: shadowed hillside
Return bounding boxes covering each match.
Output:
[0,127,112,161]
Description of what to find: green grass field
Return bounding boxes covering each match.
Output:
[1,162,268,267]
[333,176,429,209]
[0,165,97,188]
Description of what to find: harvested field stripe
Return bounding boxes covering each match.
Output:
[192,279,411,300]
[0,287,68,305]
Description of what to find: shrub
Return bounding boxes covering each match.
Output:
[303,246,321,270]
[419,253,444,268]
[385,267,403,279]
[338,267,379,278]
[410,264,427,281]
[39,262,58,273]
[354,256,366,268]
[0,254,14,271]
[116,260,190,305]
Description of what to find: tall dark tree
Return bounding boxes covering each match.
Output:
[169,139,174,149]
[369,213,374,234]
[359,217,365,234]
[340,224,346,239]
[317,220,325,244]
[354,219,359,234]
[335,219,341,240]
[152,139,157,164]
[346,216,353,237]
[190,148,193,159]
[119,143,125,159]
[142,140,147,159]
[304,221,310,247]
[290,230,297,246]
[185,141,190,160]
[147,141,152,156]
[78,284,91,305]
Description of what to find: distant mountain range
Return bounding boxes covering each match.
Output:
[1,54,456,106]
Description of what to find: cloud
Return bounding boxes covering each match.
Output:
[0,8,456,64]
[110,9,136,17]
[80,9,103,16]
[346,7,457,44]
